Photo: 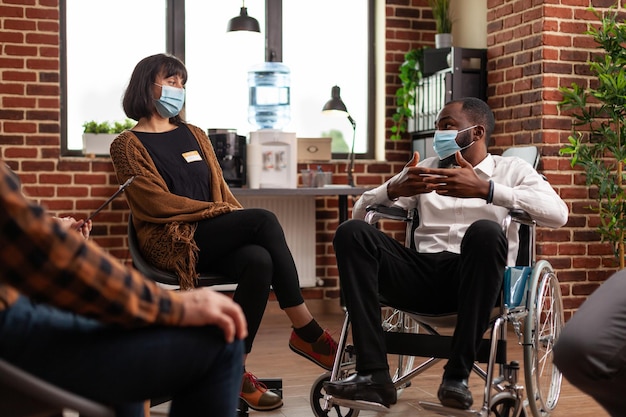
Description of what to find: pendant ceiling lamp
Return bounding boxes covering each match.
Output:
[227,1,260,33]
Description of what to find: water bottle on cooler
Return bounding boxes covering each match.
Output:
[248,62,291,130]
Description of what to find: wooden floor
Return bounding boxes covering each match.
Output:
[151,299,608,417]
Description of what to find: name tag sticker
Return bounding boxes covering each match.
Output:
[182,150,202,163]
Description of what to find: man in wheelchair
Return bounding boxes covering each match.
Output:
[325,97,568,410]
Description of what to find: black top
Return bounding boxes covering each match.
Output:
[134,125,212,201]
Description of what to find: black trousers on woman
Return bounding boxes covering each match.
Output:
[333,219,508,380]
[194,208,305,353]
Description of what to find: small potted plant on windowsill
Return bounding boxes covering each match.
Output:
[82,119,135,156]
[429,0,452,49]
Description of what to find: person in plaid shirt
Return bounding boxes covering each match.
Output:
[0,161,247,416]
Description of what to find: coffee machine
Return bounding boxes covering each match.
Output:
[208,129,246,187]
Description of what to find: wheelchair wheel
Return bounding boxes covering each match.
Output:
[310,373,360,417]
[523,260,564,417]
[381,307,418,391]
[490,392,526,417]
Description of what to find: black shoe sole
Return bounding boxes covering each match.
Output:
[438,396,472,410]
[239,396,284,411]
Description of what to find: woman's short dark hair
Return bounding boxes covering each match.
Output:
[122,53,188,124]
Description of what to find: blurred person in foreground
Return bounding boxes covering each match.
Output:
[0,161,247,417]
[554,268,626,417]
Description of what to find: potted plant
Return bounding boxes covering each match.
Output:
[429,0,452,48]
[559,6,626,268]
[391,47,426,141]
[82,119,135,156]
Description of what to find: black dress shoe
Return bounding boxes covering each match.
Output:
[437,377,473,410]
[323,372,397,407]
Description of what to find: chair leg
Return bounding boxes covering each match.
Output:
[238,398,249,417]
[144,399,151,417]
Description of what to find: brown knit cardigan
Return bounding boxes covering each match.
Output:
[109,124,242,290]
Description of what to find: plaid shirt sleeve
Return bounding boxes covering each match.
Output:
[0,162,184,326]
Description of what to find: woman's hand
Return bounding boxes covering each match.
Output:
[54,216,92,239]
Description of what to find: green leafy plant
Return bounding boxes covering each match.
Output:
[390,47,426,141]
[83,119,134,134]
[429,0,451,34]
[558,6,626,268]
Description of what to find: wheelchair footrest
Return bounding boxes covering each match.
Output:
[329,397,392,413]
[419,401,482,416]
[384,332,507,364]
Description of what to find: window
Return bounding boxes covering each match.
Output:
[61,0,166,154]
[62,1,374,158]
[184,1,266,139]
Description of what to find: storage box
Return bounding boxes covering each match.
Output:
[297,137,332,161]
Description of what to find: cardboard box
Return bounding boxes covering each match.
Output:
[298,137,332,161]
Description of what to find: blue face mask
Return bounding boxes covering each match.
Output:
[432,125,477,160]
[153,84,185,118]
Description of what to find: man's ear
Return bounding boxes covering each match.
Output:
[473,125,485,142]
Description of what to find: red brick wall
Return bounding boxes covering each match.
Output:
[485,0,621,318]
[0,0,619,318]
[0,0,133,264]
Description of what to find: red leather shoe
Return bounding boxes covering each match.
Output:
[240,371,283,411]
[289,329,338,370]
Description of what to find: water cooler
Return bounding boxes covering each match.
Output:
[248,130,297,188]
[247,62,297,188]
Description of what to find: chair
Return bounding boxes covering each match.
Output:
[0,358,114,417]
[127,214,237,289]
[127,214,283,416]
[310,150,564,417]
[502,145,539,169]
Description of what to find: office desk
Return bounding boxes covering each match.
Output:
[231,186,369,287]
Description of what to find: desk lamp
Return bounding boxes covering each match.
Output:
[227,1,260,32]
[322,85,357,187]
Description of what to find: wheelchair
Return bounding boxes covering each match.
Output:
[310,205,564,417]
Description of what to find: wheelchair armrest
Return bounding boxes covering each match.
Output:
[508,208,535,226]
[366,204,412,222]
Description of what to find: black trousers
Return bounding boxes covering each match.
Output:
[0,297,243,417]
[333,219,508,379]
[194,208,305,353]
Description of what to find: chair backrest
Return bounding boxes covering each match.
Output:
[127,214,236,288]
[501,145,539,169]
[500,146,541,266]
[0,358,114,417]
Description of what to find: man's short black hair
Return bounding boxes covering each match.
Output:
[449,97,495,144]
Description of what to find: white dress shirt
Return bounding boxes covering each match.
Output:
[353,154,568,266]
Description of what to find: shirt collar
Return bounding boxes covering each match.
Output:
[474,153,495,177]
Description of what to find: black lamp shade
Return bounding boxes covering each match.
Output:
[322,86,349,115]
[227,7,260,32]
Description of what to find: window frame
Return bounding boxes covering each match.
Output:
[60,0,375,160]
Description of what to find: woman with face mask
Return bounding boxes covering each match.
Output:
[110,53,338,412]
